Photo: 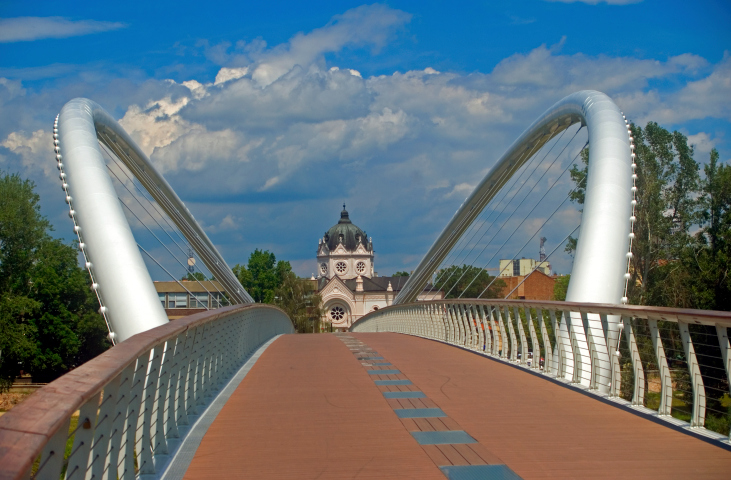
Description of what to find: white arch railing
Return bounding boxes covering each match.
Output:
[54,99,254,343]
[393,91,635,392]
[350,299,731,445]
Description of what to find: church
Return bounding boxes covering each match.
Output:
[314,205,442,330]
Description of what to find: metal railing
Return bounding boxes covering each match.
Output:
[0,304,294,480]
[350,299,731,443]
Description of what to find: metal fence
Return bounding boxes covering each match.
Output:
[0,304,294,480]
[350,299,731,443]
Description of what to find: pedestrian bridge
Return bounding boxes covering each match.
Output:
[2,300,730,479]
[2,91,731,479]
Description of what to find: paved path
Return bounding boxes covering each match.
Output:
[183,333,731,479]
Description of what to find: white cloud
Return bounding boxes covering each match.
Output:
[0,17,126,43]
[0,6,728,277]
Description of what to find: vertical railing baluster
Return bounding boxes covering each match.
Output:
[137,342,164,475]
[526,308,540,370]
[678,321,706,427]
[36,417,70,480]
[104,363,135,480]
[505,307,517,362]
[514,307,527,366]
[122,352,149,479]
[622,317,645,406]
[496,306,508,359]
[537,308,552,375]
[648,319,672,415]
[64,393,98,480]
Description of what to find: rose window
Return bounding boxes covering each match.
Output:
[335,261,347,274]
[356,261,366,274]
[330,306,345,321]
[320,263,328,275]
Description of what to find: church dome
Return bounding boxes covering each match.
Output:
[324,205,370,252]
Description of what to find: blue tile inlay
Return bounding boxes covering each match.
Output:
[440,465,523,480]
[367,369,400,375]
[383,391,426,399]
[374,380,412,385]
[358,356,384,360]
[370,362,392,366]
[394,408,446,419]
[411,430,476,444]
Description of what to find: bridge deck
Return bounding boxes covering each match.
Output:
[183,333,731,479]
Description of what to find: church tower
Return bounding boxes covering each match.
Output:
[316,205,374,280]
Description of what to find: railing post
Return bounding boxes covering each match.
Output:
[86,369,120,480]
[505,307,518,362]
[716,324,731,440]
[526,308,540,370]
[121,353,150,479]
[514,307,528,366]
[678,321,706,427]
[604,313,621,397]
[623,317,645,406]
[137,342,164,475]
[36,417,70,480]
[64,393,98,480]
[478,305,490,353]
[537,308,552,375]
[565,311,585,385]
[496,306,508,359]
[554,310,573,381]
[582,312,601,391]
[648,319,672,415]
[106,362,136,480]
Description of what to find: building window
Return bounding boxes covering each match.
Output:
[158,293,166,308]
[330,305,345,321]
[335,261,347,274]
[356,261,366,274]
[168,292,187,309]
[211,292,229,308]
[320,263,328,275]
[190,293,208,308]
[513,259,520,276]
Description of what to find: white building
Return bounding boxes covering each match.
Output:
[316,205,442,330]
[499,258,551,277]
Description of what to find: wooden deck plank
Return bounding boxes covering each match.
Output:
[355,332,731,479]
[183,334,444,480]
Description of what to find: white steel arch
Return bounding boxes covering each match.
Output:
[55,98,253,343]
[393,90,634,392]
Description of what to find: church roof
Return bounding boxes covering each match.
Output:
[323,205,370,252]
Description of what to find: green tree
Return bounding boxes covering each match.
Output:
[182,271,207,281]
[434,265,505,299]
[566,124,703,308]
[233,249,292,303]
[690,149,731,310]
[274,272,322,333]
[393,271,410,277]
[0,173,109,389]
[552,275,570,301]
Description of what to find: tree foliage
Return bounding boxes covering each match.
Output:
[274,272,322,333]
[393,271,410,277]
[233,249,292,303]
[0,173,109,389]
[434,265,505,299]
[567,122,730,310]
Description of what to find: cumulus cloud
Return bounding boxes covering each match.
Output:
[0,5,727,277]
[0,17,126,43]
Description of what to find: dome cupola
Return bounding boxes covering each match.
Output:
[323,204,370,252]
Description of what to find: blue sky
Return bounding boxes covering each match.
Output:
[1,0,730,278]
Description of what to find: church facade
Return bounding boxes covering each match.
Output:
[315,206,442,330]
